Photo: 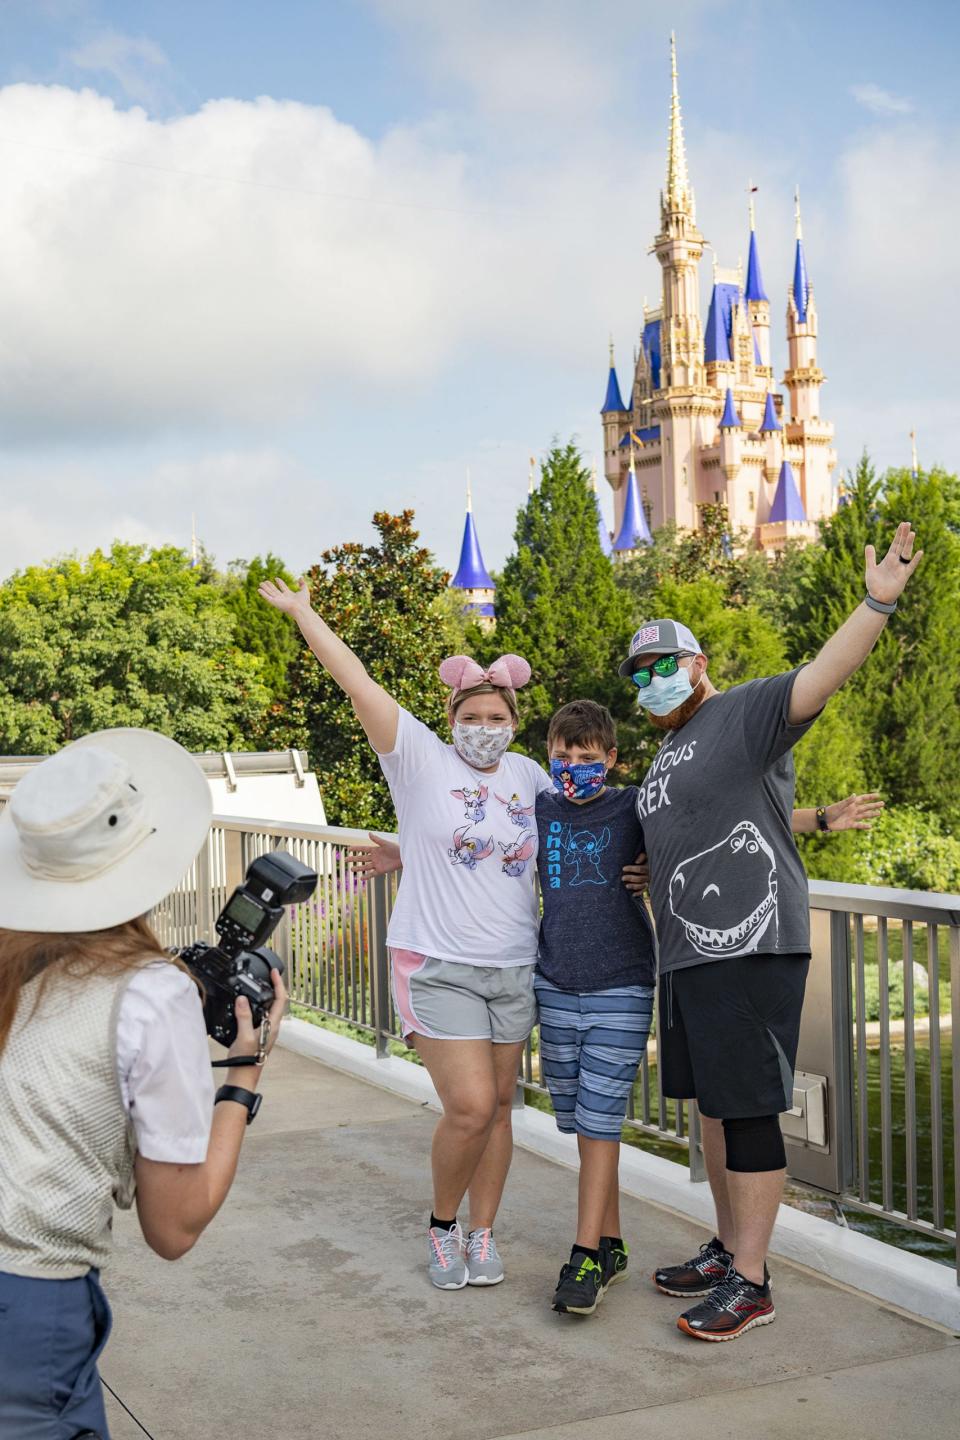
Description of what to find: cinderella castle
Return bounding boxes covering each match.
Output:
[452,36,836,626]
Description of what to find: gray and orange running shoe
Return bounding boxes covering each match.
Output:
[428,1222,468,1289]
[465,1227,504,1286]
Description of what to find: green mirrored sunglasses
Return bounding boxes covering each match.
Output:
[631,653,682,689]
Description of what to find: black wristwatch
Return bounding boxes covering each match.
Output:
[815,806,830,833]
[215,1085,262,1125]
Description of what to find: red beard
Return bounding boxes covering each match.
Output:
[646,679,708,731]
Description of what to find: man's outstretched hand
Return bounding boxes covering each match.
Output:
[865,522,923,604]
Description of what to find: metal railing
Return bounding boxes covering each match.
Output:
[149,818,958,1278]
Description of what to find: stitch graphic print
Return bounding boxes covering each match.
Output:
[668,821,778,957]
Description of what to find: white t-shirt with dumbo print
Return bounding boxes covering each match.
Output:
[379,707,553,966]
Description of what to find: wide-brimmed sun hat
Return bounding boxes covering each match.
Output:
[0,728,212,934]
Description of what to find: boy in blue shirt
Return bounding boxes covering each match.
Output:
[535,699,655,1317]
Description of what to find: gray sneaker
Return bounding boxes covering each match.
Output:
[428,1222,468,1289]
[465,1227,504,1286]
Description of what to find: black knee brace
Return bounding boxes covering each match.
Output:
[722,1114,785,1173]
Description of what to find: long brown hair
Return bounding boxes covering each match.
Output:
[0,917,173,1055]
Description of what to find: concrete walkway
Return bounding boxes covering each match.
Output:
[101,1047,960,1440]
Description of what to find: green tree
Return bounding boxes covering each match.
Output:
[492,442,634,762]
[223,553,302,711]
[0,543,271,753]
[788,455,960,824]
[269,511,453,828]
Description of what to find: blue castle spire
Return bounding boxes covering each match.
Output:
[759,391,782,433]
[719,387,741,429]
[613,455,652,551]
[745,190,768,302]
[451,479,494,592]
[792,187,810,323]
[592,469,613,557]
[602,338,627,413]
[769,461,806,523]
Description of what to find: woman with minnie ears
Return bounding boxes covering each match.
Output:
[260,574,557,1290]
[0,728,287,1439]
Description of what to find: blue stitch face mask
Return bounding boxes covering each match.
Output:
[634,666,695,716]
[550,759,607,800]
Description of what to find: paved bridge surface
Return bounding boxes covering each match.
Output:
[102,1046,960,1440]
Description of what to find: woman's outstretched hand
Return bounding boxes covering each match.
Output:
[865,522,923,604]
[258,575,313,619]
[346,833,403,880]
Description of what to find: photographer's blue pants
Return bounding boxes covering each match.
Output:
[0,1268,112,1438]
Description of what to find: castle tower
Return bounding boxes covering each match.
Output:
[601,339,629,515]
[745,189,771,371]
[648,34,712,532]
[592,36,837,561]
[612,450,653,554]
[783,187,836,524]
[451,476,496,630]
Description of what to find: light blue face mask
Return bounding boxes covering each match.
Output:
[635,666,695,716]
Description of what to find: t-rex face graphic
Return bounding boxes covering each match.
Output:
[668,821,777,957]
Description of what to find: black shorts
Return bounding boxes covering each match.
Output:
[658,954,810,1120]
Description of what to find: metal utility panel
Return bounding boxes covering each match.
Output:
[783,907,853,1193]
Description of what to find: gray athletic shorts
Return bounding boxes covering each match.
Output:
[390,948,537,1043]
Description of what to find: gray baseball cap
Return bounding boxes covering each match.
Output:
[617,618,702,677]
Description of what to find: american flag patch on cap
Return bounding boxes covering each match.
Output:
[632,625,660,650]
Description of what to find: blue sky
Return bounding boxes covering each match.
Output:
[0,0,956,579]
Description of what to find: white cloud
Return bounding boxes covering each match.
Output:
[851,83,913,117]
[68,29,170,106]
[0,81,667,446]
[0,447,320,577]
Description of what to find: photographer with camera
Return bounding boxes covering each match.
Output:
[0,728,288,1440]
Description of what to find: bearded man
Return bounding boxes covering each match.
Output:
[624,522,921,1342]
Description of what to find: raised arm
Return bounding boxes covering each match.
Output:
[788,523,923,725]
[259,577,398,753]
[792,793,884,834]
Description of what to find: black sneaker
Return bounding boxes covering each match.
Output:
[653,1236,733,1297]
[677,1267,774,1342]
[599,1237,629,1292]
[552,1252,603,1315]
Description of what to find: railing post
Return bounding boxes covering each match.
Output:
[688,1102,707,1182]
[951,924,960,1285]
[368,874,393,1059]
[224,828,244,896]
[195,834,214,941]
[830,910,857,1196]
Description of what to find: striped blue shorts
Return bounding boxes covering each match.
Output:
[534,977,655,1142]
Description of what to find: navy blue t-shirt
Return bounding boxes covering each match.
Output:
[534,785,656,992]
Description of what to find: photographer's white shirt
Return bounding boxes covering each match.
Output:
[116,962,214,1164]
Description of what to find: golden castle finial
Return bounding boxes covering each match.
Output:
[528,456,536,495]
[665,32,691,214]
[794,185,803,240]
[910,430,919,474]
[609,333,615,366]
[591,463,600,494]
[466,467,472,512]
[748,180,756,232]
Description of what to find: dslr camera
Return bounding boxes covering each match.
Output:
[179,850,318,1047]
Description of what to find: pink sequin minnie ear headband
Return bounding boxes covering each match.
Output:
[439,654,532,719]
